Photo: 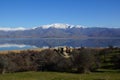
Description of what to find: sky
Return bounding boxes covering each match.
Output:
[0,0,120,28]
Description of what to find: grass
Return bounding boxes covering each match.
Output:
[0,48,43,54]
[0,70,120,80]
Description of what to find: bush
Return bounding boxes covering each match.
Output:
[111,54,120,69]
[38,49,73,72]
[0,47,111,74]
[72,48,99,73]
[0,56,8,74]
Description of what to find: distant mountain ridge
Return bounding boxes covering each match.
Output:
[0,23,85,31]
[0,23,120,38]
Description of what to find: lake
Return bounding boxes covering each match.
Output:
[0,38,120,50]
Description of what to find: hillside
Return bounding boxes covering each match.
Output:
[0,23,120,38]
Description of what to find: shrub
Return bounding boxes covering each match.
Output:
[0,56,8,74]
[72,48,98,73]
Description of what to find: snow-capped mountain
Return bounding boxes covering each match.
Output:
[41,23,71,29]
[0,23,85,31]
[34,23,85,29]
[0,23,120,38]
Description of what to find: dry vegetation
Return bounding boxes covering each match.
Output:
[0,48,44,54]
[0,46,119,76]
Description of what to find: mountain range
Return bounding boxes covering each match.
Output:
[0,23,120,38]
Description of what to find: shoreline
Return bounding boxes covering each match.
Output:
[0,48,44,54]
[0,37,120,39]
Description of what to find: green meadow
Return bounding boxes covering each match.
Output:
[0,70,120,80]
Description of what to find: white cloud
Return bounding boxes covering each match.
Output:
[0,44,37,48]
[0,27,26,31]
[0,44,26,48]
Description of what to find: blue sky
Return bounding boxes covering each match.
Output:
[0,0,120,28]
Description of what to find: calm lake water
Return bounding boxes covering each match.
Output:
[0,38,120,50]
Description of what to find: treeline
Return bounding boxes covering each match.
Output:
[0,47,120,74]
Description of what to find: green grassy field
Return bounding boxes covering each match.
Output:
[0,70,120,80]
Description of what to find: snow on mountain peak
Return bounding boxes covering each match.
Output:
[41,23,70,29]
[0,27,26,31]
[0,23,86,31]
[40,23,85,29]
[76,25,84,28]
